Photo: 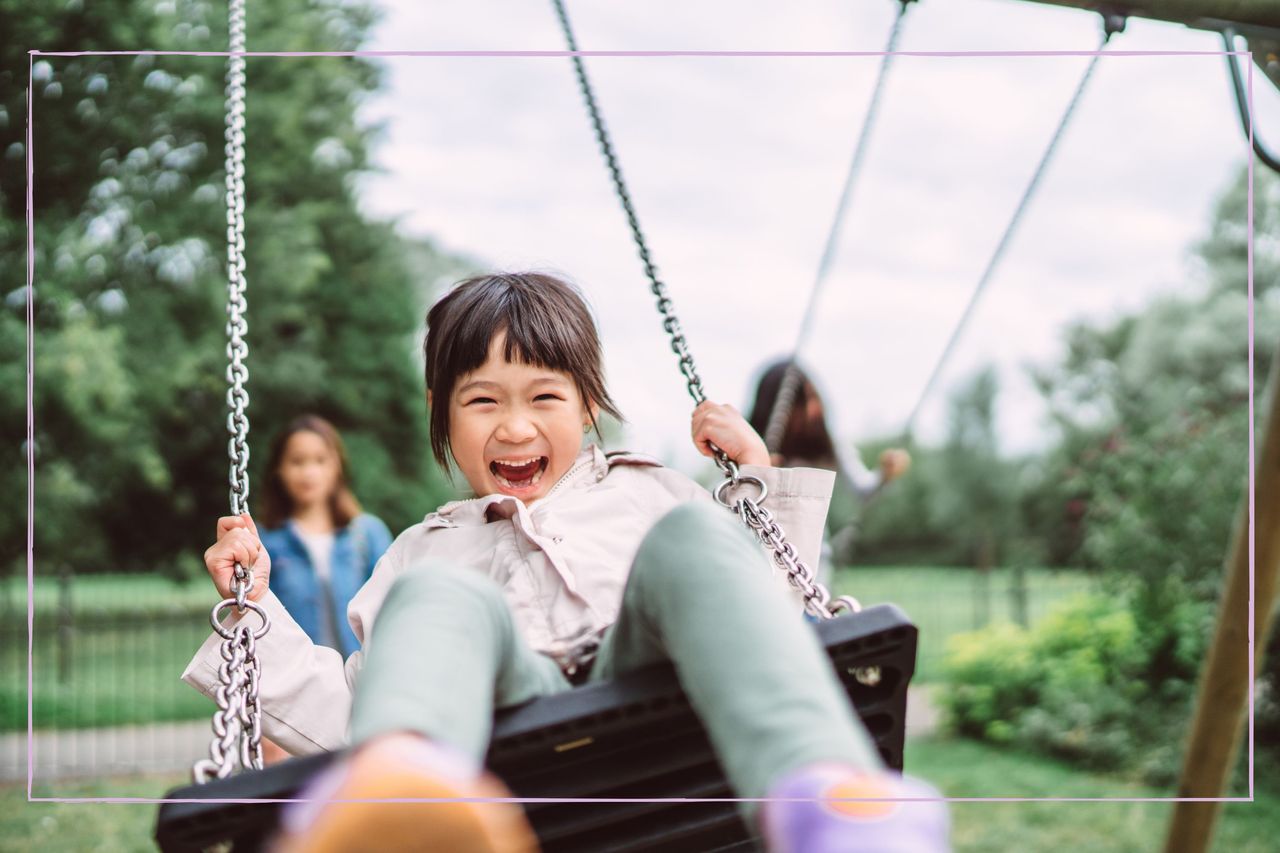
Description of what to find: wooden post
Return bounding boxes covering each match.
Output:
[1163,351,1280,853]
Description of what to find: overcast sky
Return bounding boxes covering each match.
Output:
[353,0,1273,475]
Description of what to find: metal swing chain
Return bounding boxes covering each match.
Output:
[763,0,913,456]
[899,20,1120,441]
[194,0,271,784]
[551,0,857,620]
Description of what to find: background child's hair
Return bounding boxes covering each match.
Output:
[747,359,838,466]
[423,272,625,468]
[259,414,363,529]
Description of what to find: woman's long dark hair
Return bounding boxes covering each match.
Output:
[259,415,363,529]
[747,359,838,467]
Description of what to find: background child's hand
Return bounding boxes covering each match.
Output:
[204,513,271,602]
[879,448,912,483]
[691,400,771,467]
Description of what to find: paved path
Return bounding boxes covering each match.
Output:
[3,685,943,782]
[1,720,210,782]
[905,683,941,740]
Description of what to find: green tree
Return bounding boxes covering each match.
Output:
[850,368,1023,568]
[2,0,465,579]
[991,164,1280,778]
[937,367,1019,567]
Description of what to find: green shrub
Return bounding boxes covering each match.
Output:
[941,622,1037,743]
[940,593,1177,775]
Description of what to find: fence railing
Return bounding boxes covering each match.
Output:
[2,573,215,734]
[834,565,1096,683]
[2,566,1095,786]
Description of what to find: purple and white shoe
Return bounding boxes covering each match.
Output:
[760,763,951,853]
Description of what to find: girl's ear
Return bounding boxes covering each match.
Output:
[426,390,433,409]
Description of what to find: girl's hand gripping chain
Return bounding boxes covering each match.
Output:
[691,400,771,468]
[204,513,271,603]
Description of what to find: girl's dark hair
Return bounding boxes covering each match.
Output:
[747,359,837,466]
[259,414,363,529]
[423,272,625,468]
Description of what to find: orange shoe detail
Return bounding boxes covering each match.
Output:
[820,775,902,821]
[272,741,538,853]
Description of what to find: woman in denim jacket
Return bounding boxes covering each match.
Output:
[258,415,393,657]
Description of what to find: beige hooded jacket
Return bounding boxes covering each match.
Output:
[182,444,836,755]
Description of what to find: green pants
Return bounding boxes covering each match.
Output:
[350,501,882,801]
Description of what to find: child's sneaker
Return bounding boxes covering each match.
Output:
[761,763,950,853]
[271,734,539,853]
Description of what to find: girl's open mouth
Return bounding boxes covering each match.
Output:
[490,456,549,492]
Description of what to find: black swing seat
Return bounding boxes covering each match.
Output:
[155,603,917,853]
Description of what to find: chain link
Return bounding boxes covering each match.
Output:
[193,619,266,782]
[550,0,736,483]
[551,0,860,619]
[900,27,1112,441]
[225,0,250,524]
[195,0,266,783]
[732,493,861,620]
[762,1,913,455]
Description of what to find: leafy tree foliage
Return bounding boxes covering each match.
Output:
[2,0,464,579]
[935,164,1280,779]
[847,369,1024,568]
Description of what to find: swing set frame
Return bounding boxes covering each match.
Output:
[148,0,1280,850]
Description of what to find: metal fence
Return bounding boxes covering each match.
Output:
[2,566,1095,791]
[2,572,215,787]
[832,565,1096,683]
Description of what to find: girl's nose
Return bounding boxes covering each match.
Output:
[496,412,538,442]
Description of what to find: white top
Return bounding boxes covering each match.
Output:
[295,529,335,582]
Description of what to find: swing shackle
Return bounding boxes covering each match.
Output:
[210,597,271,641]
[713,473,768,508]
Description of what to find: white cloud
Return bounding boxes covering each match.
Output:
[356,0,1272,472]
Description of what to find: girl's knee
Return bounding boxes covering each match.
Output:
[390,561,507,613]
[650,501,737,541]
[633,501,763,586]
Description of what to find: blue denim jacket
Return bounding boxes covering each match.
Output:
[261,513,392,656]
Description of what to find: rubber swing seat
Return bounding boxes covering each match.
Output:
[155,603,917,853]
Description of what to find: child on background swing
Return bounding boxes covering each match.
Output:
[190,272,948,853]
[747,360,912,585]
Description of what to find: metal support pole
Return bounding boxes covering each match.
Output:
[1163,348,1280,853]
[1012,564,1030,628]
[1018,1,1280,32]
[56,563,72,685]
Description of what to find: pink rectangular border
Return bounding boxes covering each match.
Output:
[25,47,1256,805]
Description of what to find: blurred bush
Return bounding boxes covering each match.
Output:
[941,593,1198,782]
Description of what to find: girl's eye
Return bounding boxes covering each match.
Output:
[467,397,496,405]
[535,394,562,402]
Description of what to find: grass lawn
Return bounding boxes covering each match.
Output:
[2,772,186,853]
[3,737,1274,852]
[907,736,1279,852]
[833,565,1093,682]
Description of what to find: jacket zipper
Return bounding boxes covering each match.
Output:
[543,456,594,501]
[429,454,597,521]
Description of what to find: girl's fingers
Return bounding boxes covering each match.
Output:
[216,516,243,539]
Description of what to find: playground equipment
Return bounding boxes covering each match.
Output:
[151,0,1280,850]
